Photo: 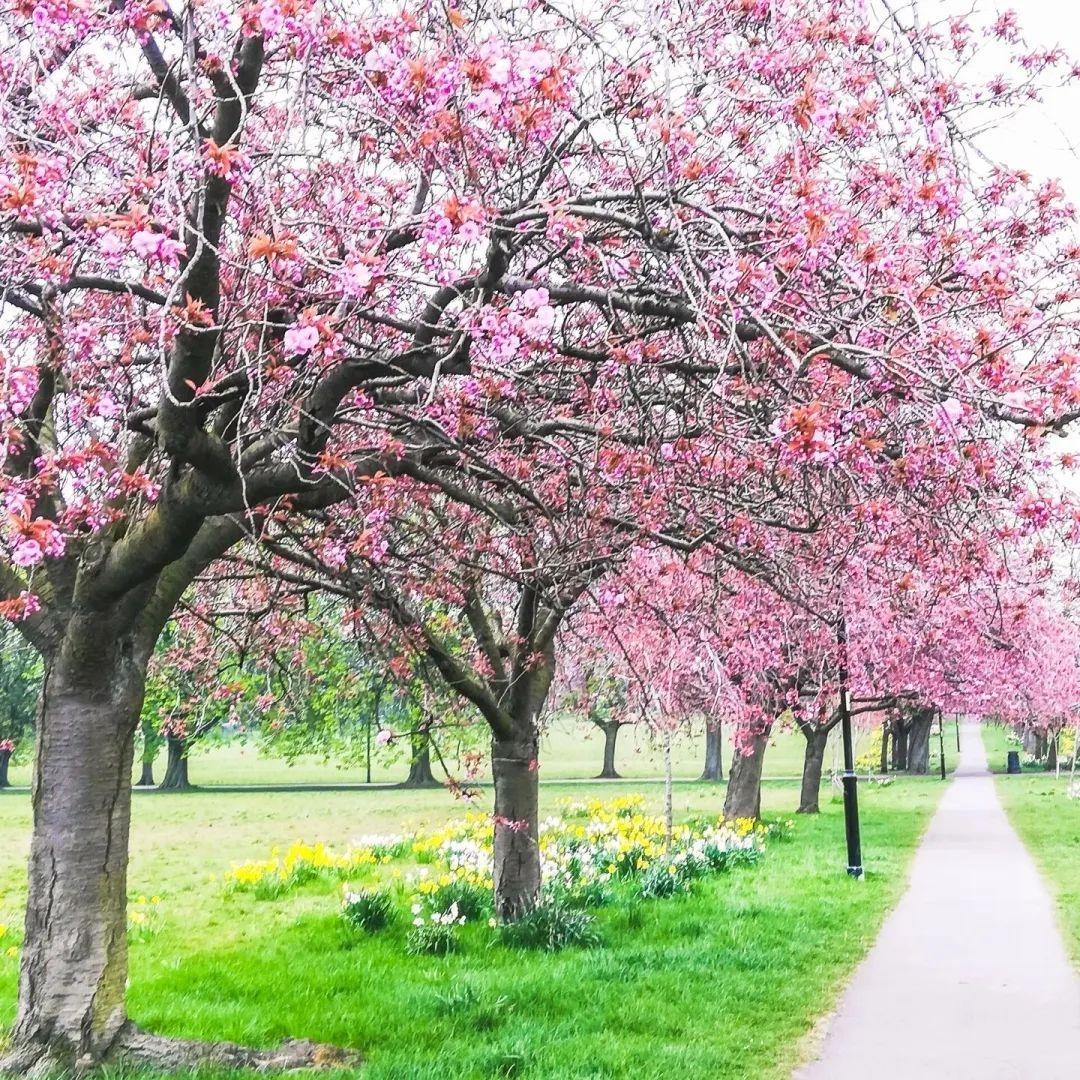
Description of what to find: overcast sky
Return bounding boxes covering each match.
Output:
[947,1,1080,193]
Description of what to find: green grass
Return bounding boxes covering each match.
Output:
[3,723,852,789]
[984,725,1080,969]
[0,770,944,1079]
[980,723,1050,775]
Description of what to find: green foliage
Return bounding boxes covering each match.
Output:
[250,605,485,782]
[0,626,40,761]
[555,877,615,909]
[639,859,693,899]
[136,713,165,771]
[498,900,601,952]
[425,878,491,921]
[341,888,395,933]
[702,842,762,872]
[406,921,461,957]
[251,875,291,901]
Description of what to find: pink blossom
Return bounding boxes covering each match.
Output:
[131,230,186,265]
[519,288,549,310]
[283,325,319,355]
[11,539,43,568]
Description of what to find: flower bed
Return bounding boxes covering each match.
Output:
[225,796,792,953]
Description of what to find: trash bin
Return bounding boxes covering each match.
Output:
[1006,750,1021,775]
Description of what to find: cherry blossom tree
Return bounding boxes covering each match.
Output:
[554,650,635,780]
[3,0,1080,1070]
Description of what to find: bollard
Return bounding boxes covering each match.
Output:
[1006,750,1021,775]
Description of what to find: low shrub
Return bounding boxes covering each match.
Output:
[640,859,692,899]
[406,902,465,956]
[563,878,615,909]
[498,900,601,952]
[427,877,491,921]
[341,887,394,932]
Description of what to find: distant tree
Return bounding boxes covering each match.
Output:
[134,715,165,788]
[140,624,254,791]
[555,656,633,780]
[0,625,40,787]
[233,608,479,788]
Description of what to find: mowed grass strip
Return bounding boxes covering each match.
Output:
[984,725,1080,970]
[0,776,943,1079]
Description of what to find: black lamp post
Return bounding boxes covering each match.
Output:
[937,708,947,780]
[837,617,863,878]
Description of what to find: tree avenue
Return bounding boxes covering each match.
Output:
[2,0,1080,1072]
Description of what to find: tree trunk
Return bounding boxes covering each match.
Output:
[0,747,11,788]
[1,643,360,1076]
[158,735,191,791]
[879,727,889,774]
[5,651,144,1071]
[797,727,829,814]
[1022,727,1038,756]
[723,728,769,820]
[906,708,934,774]
[402,733,439,788]
[891,721,908,771]
[1046,733,1058,772]
[595,721,622,779]
[136,759,155,787]
[491,729,540,919]
[700,720,723,781]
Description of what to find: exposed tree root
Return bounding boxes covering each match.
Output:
[0,1039,52,1078]
[0,1023,361,1076]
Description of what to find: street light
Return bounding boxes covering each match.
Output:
[837,617,863,878]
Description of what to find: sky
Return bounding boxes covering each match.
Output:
[964,1,1080,193]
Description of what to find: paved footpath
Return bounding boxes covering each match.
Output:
[797,723,1080,1079]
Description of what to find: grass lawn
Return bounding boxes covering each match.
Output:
[3,722,857,790]
[983,724,1080,969]
[0,769,944,1079]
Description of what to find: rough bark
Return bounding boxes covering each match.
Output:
[1046,733,1058,772]
[700,720,723,781]
[3,646,144,1072]
[402,733,440,788]
[595,720,622,779]
[906,708,934,774]
[723,728,770,820]
[158,735,191,791]
[0,747,11,788]
[797,727,829,814]
[1035,732,1047,762]
[492,728,540,919]
[890,719,908,771]
[0,634,365,1075]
